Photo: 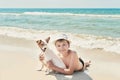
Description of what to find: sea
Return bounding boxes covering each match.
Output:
[0,8,120,54]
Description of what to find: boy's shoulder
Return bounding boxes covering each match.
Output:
[69,50,77,54]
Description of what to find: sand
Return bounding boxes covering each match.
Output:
[0,35,120,80]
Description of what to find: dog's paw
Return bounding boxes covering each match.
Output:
[35,67,43,71]
[45,71,50,75]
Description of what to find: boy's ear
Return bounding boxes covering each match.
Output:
[45,37,50,43]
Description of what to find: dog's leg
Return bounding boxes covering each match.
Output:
[40,64,44,71]
[36,61,44,71]
[42,61,51,74]
[36,64,44,71]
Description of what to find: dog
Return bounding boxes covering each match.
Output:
[36,37,66,74]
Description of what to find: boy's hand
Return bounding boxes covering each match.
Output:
[47,61,54,68]
[39,54,44,61]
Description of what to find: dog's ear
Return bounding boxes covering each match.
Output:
[45,37,50,43]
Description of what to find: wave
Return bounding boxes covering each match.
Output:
[0,26,120,54]
[0,13,21,16]
[72,34,120,54]
[0,12,120,18]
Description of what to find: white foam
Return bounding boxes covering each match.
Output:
[0,12,120,18]
[0,27,120,54]
[22,12,120,18]
[71,34,120,54]
[0,27,64,42]
[0,13,20,16]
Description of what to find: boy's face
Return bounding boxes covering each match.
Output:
[55,40,69,54]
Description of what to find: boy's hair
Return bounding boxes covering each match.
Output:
[55,39,70,46]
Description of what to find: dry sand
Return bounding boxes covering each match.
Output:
[0,35,120,80]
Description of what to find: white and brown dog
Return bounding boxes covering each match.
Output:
[36,37,66,74]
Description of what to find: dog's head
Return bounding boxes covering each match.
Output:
[36,37,50,52]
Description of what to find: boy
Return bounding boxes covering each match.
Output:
[40,34,90,75]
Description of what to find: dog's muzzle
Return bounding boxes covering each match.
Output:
[41,45,47,52]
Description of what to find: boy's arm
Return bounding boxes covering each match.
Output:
[47,53,75,75]
[47,61,66,74]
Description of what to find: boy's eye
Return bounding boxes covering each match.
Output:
[57,45,60,47]
[56,44,62,47]
[63,44,66,46]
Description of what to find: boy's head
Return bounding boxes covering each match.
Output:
[54,34,70,54]
[54,34,70,46]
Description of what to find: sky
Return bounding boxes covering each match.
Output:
[0,0,120,8]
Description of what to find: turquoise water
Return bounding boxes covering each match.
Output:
[0,8,120,38]
[0,8,120,54]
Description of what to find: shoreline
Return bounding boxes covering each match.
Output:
[0,27,120,54]
[0,35,120,80]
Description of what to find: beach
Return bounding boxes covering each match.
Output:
[0,35,120,80]
[0,8,120,80]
